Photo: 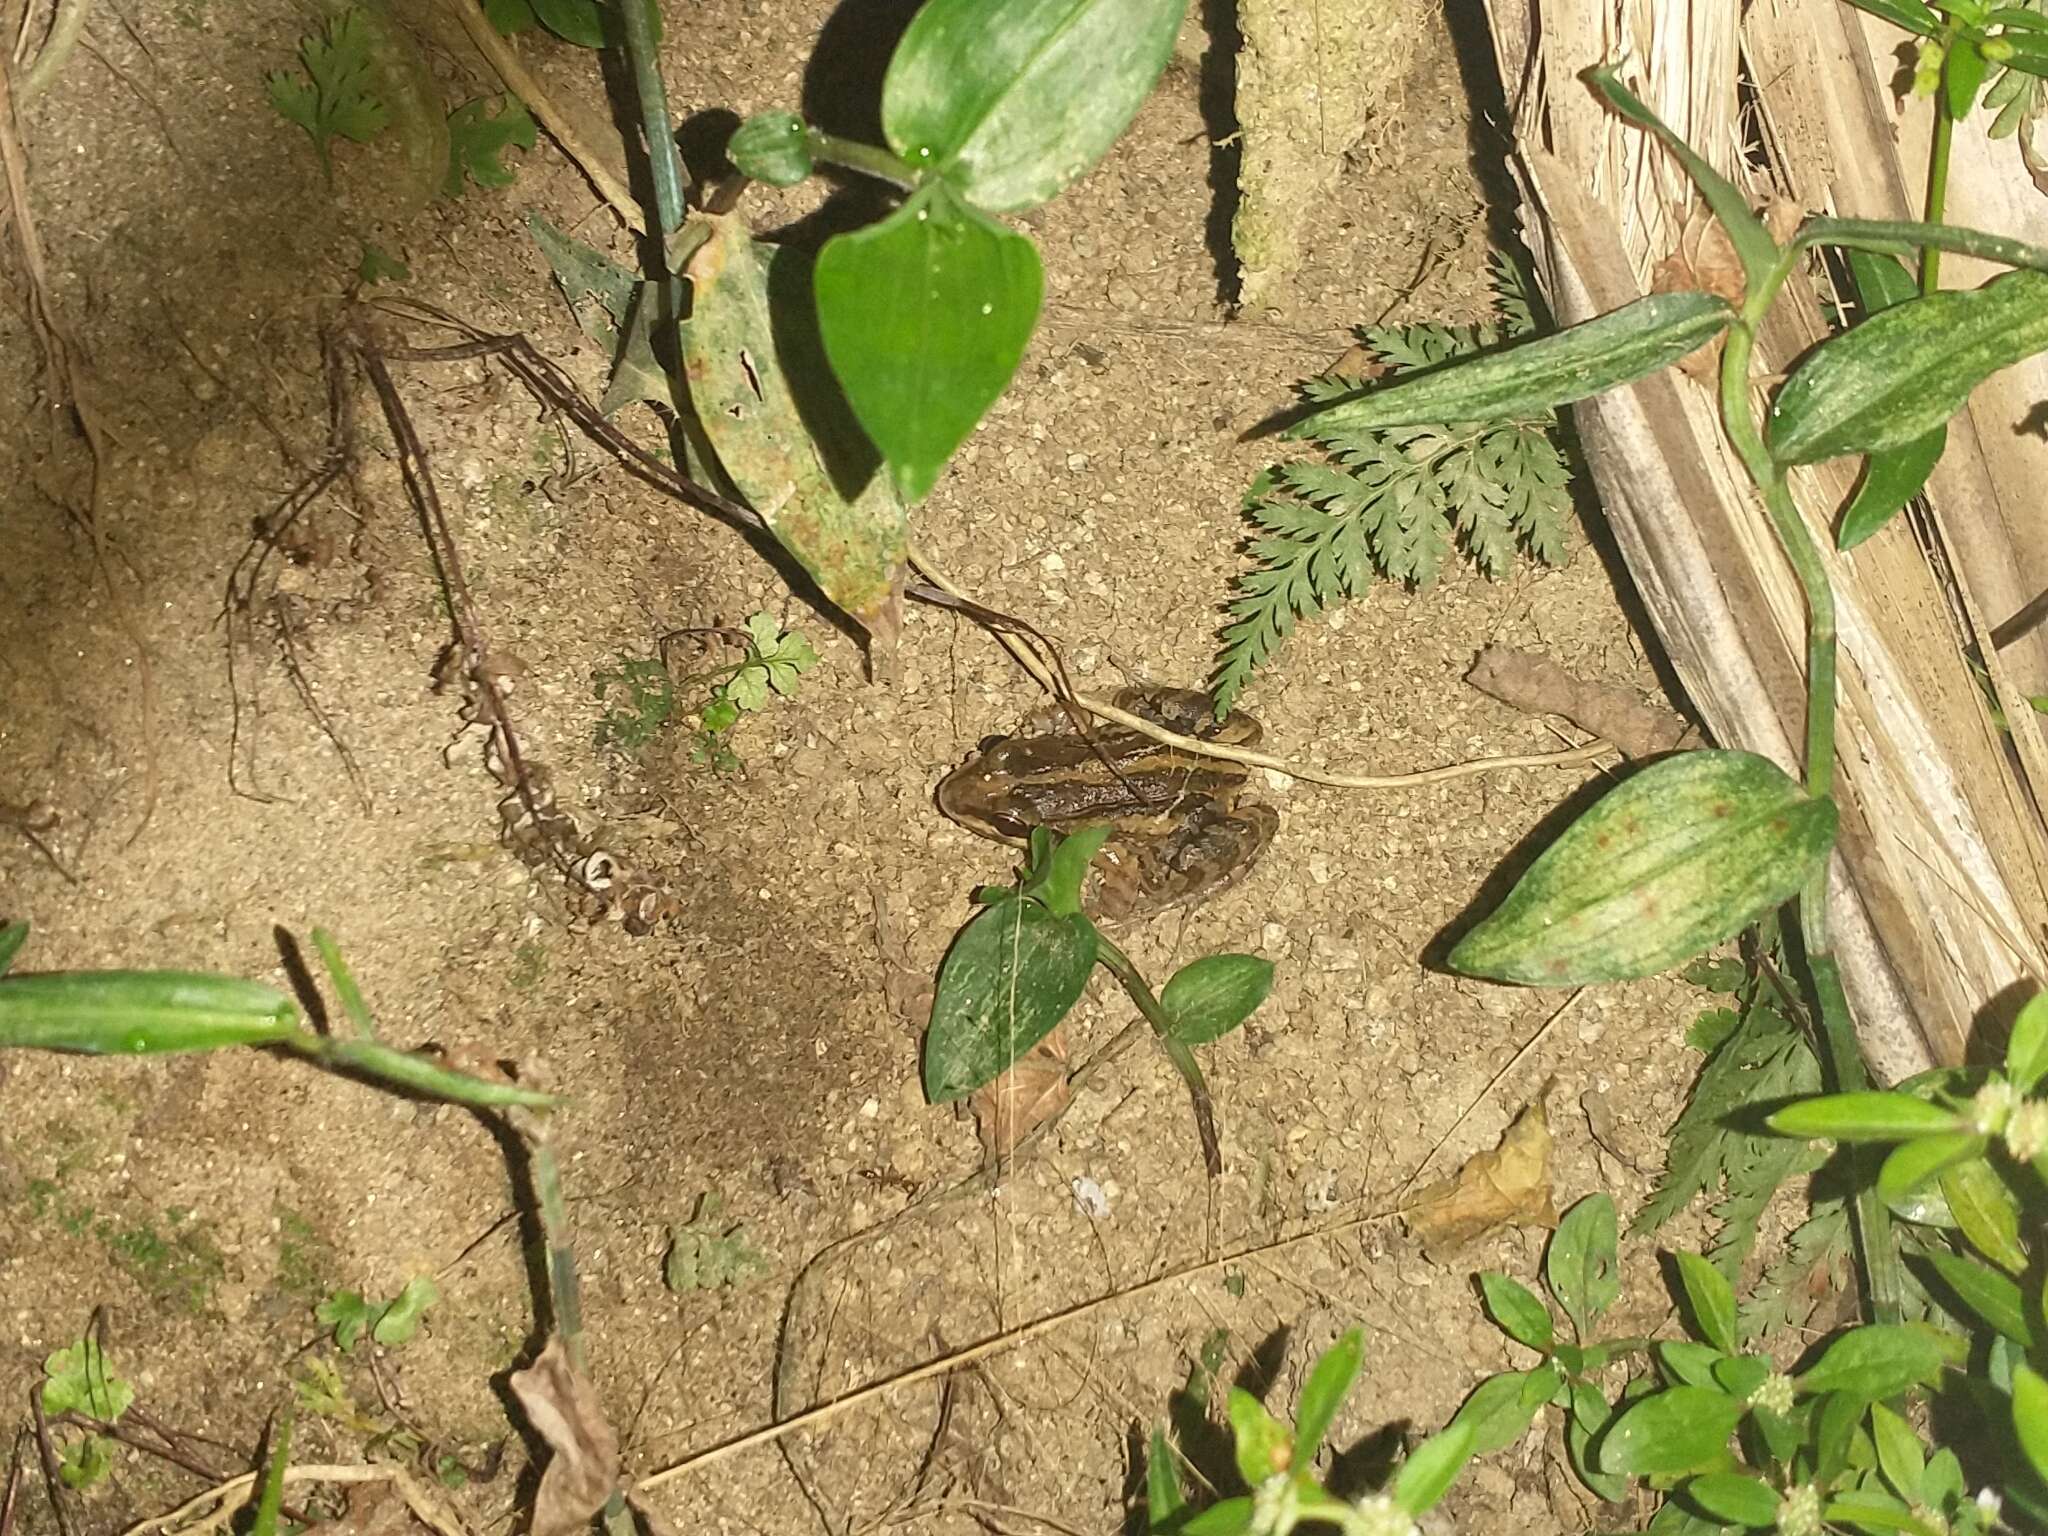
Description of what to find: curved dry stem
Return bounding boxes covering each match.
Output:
[16,0,90,102]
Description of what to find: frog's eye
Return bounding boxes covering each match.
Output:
[988,812,1034,840]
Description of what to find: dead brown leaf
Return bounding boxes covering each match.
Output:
[969,1025,1071,1161]
[509,1336,619,1536]
[1402,1089,1556,1259]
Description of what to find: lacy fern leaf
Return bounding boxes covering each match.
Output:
[1212,254,1573,713]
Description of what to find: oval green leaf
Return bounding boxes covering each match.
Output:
[1769,269,2048,465]
[1146,1423,1186,1526]
[1684,1471,1781,1528]
[1877,1131,1989,1203]
[1449,1366,1555,1457]
[1675,1251,1739,1354]
[1546,1193,1619,1336]
[683,213,910,633]
[1225,1387,1291,1490]
[1290,291,1731,438]
[1391,1420,1475,1517]
[1845,0,1939,36]
[728,110,813,186]
[1292,1328,1365,1467]
[1658,1339,1726,1389]
[1916,1251,2035,1346]
[0,971,297,1053]
[881,0,1187,213]
[1796,1323,1952,1401]
[924,896,1096,1101]
[1478,1272,1554,1351]
[1180,1497,1255,1536]
[1836,249,1943,551]
[815,179,1043,503]
[1596,1386,1745,1476]
[2015,1364,2048,1487]
[1869,1400,1925,1506]
[2005,991,2048,1093]
[1766,1091,1969,1141]
[1941,1154,2029,1273]
[1160,954,1275,1045]
[1450,751,1836,985]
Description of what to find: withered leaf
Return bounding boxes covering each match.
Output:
[970,1025,1072,1162]
[1402,1090,1556,1259]
[509,1336,619,1536]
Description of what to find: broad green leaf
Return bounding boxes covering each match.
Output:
[1225,1388,1292,1489]
[1768,270,2048,465]
[0,920,27,976]
[1819,1489,1942,1535]
[2006,991,2048,1092]
[1019,825,1111,918]
[1289,292,1730,438]
[58,1436,111,1490]
[531,0,604,46]
[1160,955,1275,1045]
[1710,1354,1770,1402]
[443,97,535,197]
[0,972,297,1053]
[924,897,1096,1100]
[1181,1498,1254,1536]
[318,1038,560,1109]
[1684,1472,1780,1528]
[1450,751,1835,985]
[728,111,813,186]
[1916,1250,2035,1345]
[1391,1421,1475,1516]
[684,213,910,632]
[371,1276,439,1347]
[1658,1339,1726,1389]
[1547,1194,1620,1336]
[41,1340,134,1420]
[1597,1386,1745,1476]
[1675,1252,1738,1353]
[1948,33,1991,117]
[251,1409,293,1536]
[1844,0,1939,36]
[1868,1401,1924,1506]
[1583,66,1780,289]
[1145,1423,1186,1530]
[1877,1131,1989,1202]
[1941,1152,2029,1272]
[1797,1324,1951,1401]
[1767,1091,1968,1141]
[1450,1366,1556,1457]
[1567,1381,1631,1501]
[1837,250,1944,551]
[815,179,1043,503]
[2015,1364,2048,1485]
[881,0,1187,213]
[317,1290,378,1351]
[1292,1328,1365,1467]
[1479,1273,1555,1351]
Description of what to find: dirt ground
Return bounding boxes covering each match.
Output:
[1,2,1717,1533]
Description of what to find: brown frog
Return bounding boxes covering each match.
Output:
[936,687,1279,920]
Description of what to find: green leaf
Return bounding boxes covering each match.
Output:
[1159,955,1275,1045]
[1289,292,1731,438]
[684,212,911,627]
[1868,1401,1925,1505]
[1878,1131,1989,1203]
[317,1290,378,1351]
[0,971,297,1053]
[250,1409,293,1536]
[2015,1364,2048,1486]
[665,1193,770,1291]
[1392,1420,1475,1516]
[41,1340,134,1421]
[1766,1091,1968,1141]
[1948,32,1992,116]
[0,920,28,977]
[1710,1354,1770,1402]
[318,1038,559,1108]
[1180,1498,1254,1536]
[1658,1339,1727,1388]
[1145,1423,1186,1531]
[1820,1490,1948,1535]
[2006,991,2048,1092]
[1916,1250,2035,1345]
[1582,65,1781,288]
[1019,825,1112,918]
[1597,1386,1745,1476]
[815,179,1044,503]
[924,897,1096,1100]
[531,0,605,47]
[1769,270,2048,464]
[1845,0,1940,37]
[1547,1194,1620,1336]
[1450,1366,1556,1457]
[357,241,409,285]
[1836,250,1943,551]
[58,1435,111,1490]
[371,1276,439,1346]
[311,928,374,1039]
[1451,751,1836,985]
[1292,1329,1365,1467]
[484,0,536,33]
[1797,1324,1951,1401]
[1675,1252,1739,1353]
[266,10,391,183]
[1566,1382,1631,1501]
[443,97,535,197]
[1225,1387,1292,1489]
[1684,1472,1781,1527]
[881,0,1187,213]
[729,110,813,186]
[1940,1154,2029,1273]
[1479,1272,1555,1351]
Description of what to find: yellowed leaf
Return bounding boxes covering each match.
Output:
[1403,1090,1556,1258]
[509,1336,618,1536]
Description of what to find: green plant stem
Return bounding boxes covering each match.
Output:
[1092,936,1222,1176]
[1721,268,1903,1324]
[804,128,920,191]
[615,0,687,244]
[1923,102,1955,293]
[1794,215,2048,273]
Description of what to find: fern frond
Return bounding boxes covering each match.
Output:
[1738,1197,1851,1341]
